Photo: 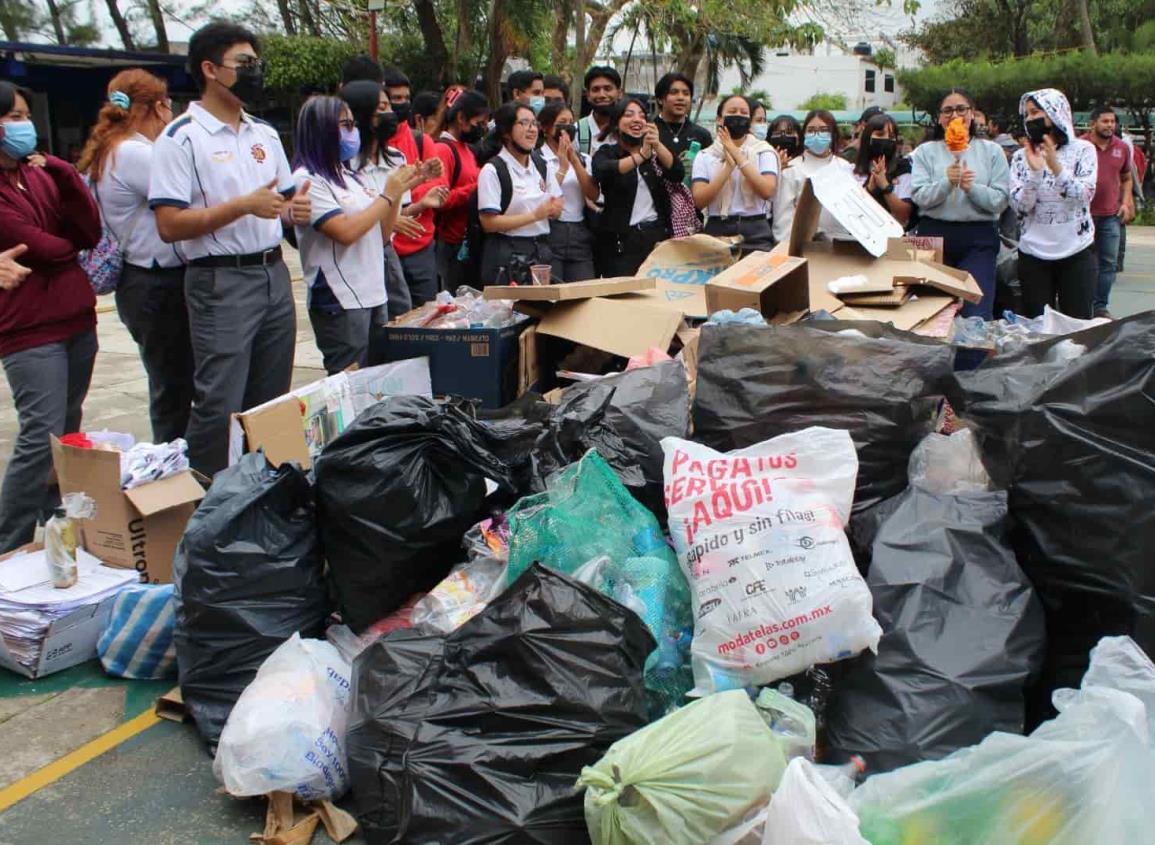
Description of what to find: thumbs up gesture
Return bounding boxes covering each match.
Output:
[246,177,286,219]
[289,178,312,225]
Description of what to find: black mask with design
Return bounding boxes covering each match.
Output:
[555,123,578,143]
[722,115,751,140]
[768,134,799,156]
[391,100,412,123]
[375,111,401,146]
[461,124,486,144]
[227,64,264,106]
[868,137,897,160]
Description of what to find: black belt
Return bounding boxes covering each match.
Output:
[124,262,187,272]
[709,214,768,223]
[188,247,283,268]
[629,219,666,233]
[496,233,549,245]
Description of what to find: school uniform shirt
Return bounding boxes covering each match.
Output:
[691,145,779,217]
[292,167,386,312]
[541,145,591,223]
[350,147,410,232]
[148,102,295,259]
[772,153,854,243]
[477,147,562,238]
[578,114,612,159]
[96,134,183,268]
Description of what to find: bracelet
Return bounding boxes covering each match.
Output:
[381,194,395,206]
[881,183,895,195]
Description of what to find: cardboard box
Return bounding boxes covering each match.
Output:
[483,276,653,301]
[532,297,684,359]
[635,235,739,319]
[705,252,809,319]
[50,439,203,584]
[229,359,433,469]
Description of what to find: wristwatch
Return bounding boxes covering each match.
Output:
[881,183,895,195]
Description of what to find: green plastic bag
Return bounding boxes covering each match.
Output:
[579,690,788,845]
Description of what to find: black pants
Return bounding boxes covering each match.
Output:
[480,234,552,285]
[595,221,667,278]
[116,263,195,443]
[704,215,774,255]
[1018,247,1096,319]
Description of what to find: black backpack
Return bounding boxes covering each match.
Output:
[459,150,549,286]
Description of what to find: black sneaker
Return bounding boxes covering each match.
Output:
[1094,308,1113,319]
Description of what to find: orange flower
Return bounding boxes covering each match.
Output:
[945,117,969,153]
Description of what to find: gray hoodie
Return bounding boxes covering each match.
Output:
[1009,88,1098,260]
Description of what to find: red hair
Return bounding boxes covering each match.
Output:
[77,69,169,182]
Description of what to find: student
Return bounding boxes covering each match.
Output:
[434,89,490,291]
[77,69,192,444]
[340,79,425,321]
[477,102,563,284]
[852,112,914,227]
[750,102,769,140]
[538,102,599,282]
[149,22,311,476]
[1010,87,1098,319]
[412,91,440,136]
[772,109,854,244]
[910,87,1010,319]
[340,54,383,87]
[767,114,803,171]
[653,71,712,161]
[0,81,102,552]
[577,66,621,158]
[592,97,684,276]
[382,67,450,308]
[542,75,569,108]
[293,95,424,374]
[691,94,777,254]
[508,70,545,114]
[843,105,883,162]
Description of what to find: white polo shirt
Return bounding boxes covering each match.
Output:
[477,147,561,238]
[350,147,411,213]
[541,145,591,224]
[579,114,612,158]
[148,101,295,259]
[95,134,184,268]
[692,148,780,217]
[292,167,386,312]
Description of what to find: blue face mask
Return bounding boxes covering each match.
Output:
[752,123,768,141]
[528,95,546,115]
[1,121,37,159]
[338,127,361,162]
[804,131,832,155]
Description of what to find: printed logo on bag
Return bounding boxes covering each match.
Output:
[744,580,768,597]
[784,585,807,604]
[698,598,722,619]
[251,143,267,163]
[797,536,815,550]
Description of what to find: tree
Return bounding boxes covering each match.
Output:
[35,0,99,45]
[800,92,848,110]
[873,47,896,70]
[0,0,42,41]
[103,0,135,49]
[262,33,361,94]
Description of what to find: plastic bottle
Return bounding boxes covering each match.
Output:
[806,665,834,761]
[814,755,866,799]
[44,493,95,588]
[755,685,816,761]
[683,140,702,187]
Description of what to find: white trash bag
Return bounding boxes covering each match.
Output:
[662,428,880,694]
[763,758,869,845]
[214,634,352,800]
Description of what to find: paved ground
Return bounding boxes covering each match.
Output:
[0,233,1153,842]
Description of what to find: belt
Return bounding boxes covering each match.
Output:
[497,233,549,245]
[709,214,768,223]
[124,262,187,273]
[629,219,666,233]
[188,247,283,269]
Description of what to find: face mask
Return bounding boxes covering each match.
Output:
[461,124,486,144]
[338,127,360,162]
[619,130,645,148]
[592,101,615,117]
[868,137,897,160]
[0,120,37,159]
[751,124,768,141]
[375,111,401,145]
[722,115,751,140]
[804,131,832,155]
[769,134,799,156]
[510,139,535,156]
[528,95,545,115]
[1025,117,1048,145]
[226,64,264,106]
[391,100,412,123]
[974,125,989,138]
[555,123,578,143]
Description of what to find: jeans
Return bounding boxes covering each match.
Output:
[1018,247,1097,319]
[917,218,1000,320]
[0,329,97,553]
[399,242,439,308]
[1092,214,1122,312]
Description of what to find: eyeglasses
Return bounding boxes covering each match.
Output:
[338,119,356,131]
[514,118,538,129]
[939,105,972,117]
[221,57,263,72]
[804,127,831,136]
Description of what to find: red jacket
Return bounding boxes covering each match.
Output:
[0,156,100,357]
[390,122,449,257]
[433,137,481,246]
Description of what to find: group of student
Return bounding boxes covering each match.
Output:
[0,16,1137,555]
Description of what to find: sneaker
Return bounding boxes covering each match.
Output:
[1094,308,1113,319]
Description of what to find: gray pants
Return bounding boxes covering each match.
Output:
[436,239,466,294]
[116,264,195,443]
[549,220,596,283]
[309,305,384,375]
[185,260,296,477]
[384,243,411,320]
[704,215,775,255]
[399,242,439,307]
[0,329,97,553]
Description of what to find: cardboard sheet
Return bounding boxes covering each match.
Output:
[482,276,652,301]
[534,298,684,359]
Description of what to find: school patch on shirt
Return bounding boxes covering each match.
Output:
[251,143,267,163]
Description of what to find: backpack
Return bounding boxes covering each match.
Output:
[459,151,549,285]
[78,178,142,296]
[578,117,593,156]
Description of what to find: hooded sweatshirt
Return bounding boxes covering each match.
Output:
[1009,88,1098,261]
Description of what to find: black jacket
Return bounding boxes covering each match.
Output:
[592,142,686,235]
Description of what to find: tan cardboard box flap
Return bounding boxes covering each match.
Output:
[123,471,205,517]
[535,298,683,359]
[838,292,955,331]
[50,437,123,497]
[240,399,312,469]
[896,235,945,264]
[637,234,737,283]
[907,258,983,303]
[483,276,652,301]
[807,166,905,257]
[840,287,912,307]
[616,281,709,319]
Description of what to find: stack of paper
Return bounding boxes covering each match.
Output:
[0,547,138,676]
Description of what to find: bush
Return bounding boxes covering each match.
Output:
[262,35,361,95]
[800,91,848,111]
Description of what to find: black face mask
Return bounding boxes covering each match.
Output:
[619,131,645,148]
[510,139,535,156]
[868,137,897,160]
[1025,117,1048,145]
[461,124,486,144]
[375,111,400,145]
[391,100,412,123]
[768,134,799,156]
[722,115,751,140]
[555,123,578,143]
[592,101,615,117]
[226,64,264,106]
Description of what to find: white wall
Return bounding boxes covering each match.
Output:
[718,54,903,112]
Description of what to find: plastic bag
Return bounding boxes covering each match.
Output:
[755,687,816,761]
[825,484,1046,772]
[408,541,508,633]
[907,430,991,495]
[214,634,352,801]
[174,452,328,746]
[1061,635,1155,745]
[662,428,881,694]
[692,322,953,514]
[579,690,787,845]
[947,311,1155,724]
[97,583,177,680]
[762,758,869,845]
[346,565,654,845]
[313,396,512,632]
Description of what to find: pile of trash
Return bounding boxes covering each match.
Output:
[19,304,1150,844]
[389,285,529,330]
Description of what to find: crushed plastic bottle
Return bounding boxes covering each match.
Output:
[756,685,817,762]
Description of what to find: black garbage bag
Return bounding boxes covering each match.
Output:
[826,486,1046,772]
[947,312,1155,726]
[692,323,954,514]
[346,564,654,845]
[173,452,328,746]
[314,396,513,633]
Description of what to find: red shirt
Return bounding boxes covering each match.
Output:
[1083,133,1131,217]
[0,156,100,357]
[390,122,449,257]
[433,136,481,246]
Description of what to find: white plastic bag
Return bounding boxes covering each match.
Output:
[907,430,991,495]
[1060,635,1155,744]
[214,634,352,800]
[762,758,869,845]
[662,428,880,693]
